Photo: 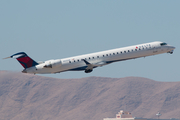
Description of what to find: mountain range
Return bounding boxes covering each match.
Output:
[0,71,180,120]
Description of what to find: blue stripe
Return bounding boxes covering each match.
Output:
[106,57,139,64]
[69,66,87,71]
[66,57,137,72]
[68,66,98,71]
[19,61,28,68]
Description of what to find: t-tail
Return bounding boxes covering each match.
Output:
[4,52,38,69]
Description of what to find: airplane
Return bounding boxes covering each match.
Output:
[4,41,175,74]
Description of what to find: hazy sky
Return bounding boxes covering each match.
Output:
[0,1,179,81]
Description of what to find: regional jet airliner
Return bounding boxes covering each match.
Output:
[4,41,175,74]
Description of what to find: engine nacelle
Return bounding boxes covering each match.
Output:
[85,69,93,73]
[44,64,52,68]
[44,59,62,68]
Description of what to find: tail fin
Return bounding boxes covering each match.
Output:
[10,52,38,68]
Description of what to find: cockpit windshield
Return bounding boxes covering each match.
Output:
[160,42,167,46]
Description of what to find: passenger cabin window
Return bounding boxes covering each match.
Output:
[160,42,167,46]
[135,49,137,51]
[124,51,126,53]
[92,57,94,59]
[69,61,71,63]
[106,54,108,56]
[117,52,118,54]
[103,55,105,57]
[113,53,115,55]
[128,50,130,52]
[121,52,122,54]
[89,57,91,59]
[97,56,99,58]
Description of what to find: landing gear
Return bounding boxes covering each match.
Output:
[85,69,93,73]
[168,50,174,54]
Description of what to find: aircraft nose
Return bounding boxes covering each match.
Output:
[170,46,176,50]
[168,45,175,50]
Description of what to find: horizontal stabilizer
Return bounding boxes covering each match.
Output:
[3,57,11,59]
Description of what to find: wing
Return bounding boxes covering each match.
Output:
[82,59,94,70]
[82,59,109,73]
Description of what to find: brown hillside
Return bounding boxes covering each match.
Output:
[0,71,180,120]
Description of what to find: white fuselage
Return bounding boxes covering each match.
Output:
[25,41,175,74]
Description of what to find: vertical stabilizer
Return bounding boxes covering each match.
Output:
[10,52,38,68]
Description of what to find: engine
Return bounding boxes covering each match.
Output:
[44,59,62,68]
[85,69,93,73]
